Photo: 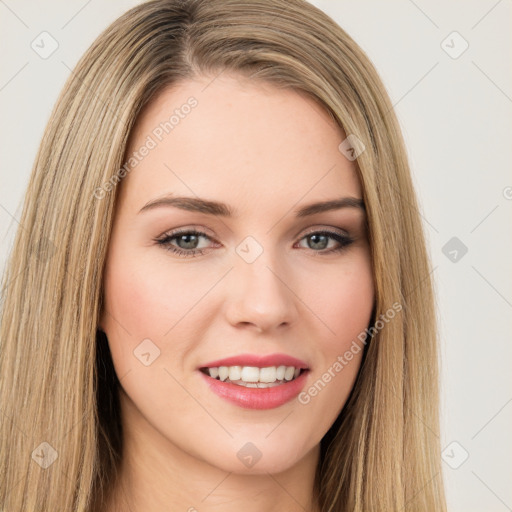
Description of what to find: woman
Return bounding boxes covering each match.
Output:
[0,0,446,510]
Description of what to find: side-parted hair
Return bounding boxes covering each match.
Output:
[0,1,446,510]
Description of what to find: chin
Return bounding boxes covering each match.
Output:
[197,434,316,475]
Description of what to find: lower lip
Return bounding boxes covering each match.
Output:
[199,370,309,410]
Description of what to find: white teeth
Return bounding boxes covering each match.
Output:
[205,365,303,385]
[259,367,277,383]
[276,365,286,380]
[229,380,282,389]
[218,366,229,381]
[228,366,241,381]
[284,366,295,381]
[257,382,279,388]
[241,366,260,382]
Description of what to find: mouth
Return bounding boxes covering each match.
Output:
[198,354,310,410]
[199,365,307,388]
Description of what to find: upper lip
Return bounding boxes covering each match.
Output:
[199,353,309,370]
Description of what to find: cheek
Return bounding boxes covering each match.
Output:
[295,291,372,431]
[298,253,373,407]
[101,251,192,371]
[102,248,226,379]
[306,254,374,346]
[103,253,205,337]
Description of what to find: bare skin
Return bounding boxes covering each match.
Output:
[100,73,374,512]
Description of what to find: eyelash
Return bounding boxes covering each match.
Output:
[154,228,355,258]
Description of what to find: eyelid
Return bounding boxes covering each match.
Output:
[155,224,216,239]
[298,225,350,238]
[157,224,351,242]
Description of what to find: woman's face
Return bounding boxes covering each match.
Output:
[100,74,374,475]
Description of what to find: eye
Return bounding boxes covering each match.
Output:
[295,230,354,254]
[154,228,354,258]
[155,229,215,258]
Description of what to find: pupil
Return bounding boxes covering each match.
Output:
[309,234,327,250]
[179,234,198,249]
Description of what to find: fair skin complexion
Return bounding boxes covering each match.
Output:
[100,73,374,512]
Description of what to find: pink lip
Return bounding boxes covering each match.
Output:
[199,353,309,370]
[199,370,309,410]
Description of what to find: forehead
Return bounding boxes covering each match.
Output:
[120,74,361,213]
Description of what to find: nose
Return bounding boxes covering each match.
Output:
[224,253,299,333]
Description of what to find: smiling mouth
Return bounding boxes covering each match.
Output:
[200,365,307,388]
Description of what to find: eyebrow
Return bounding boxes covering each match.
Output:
[138,194,365,217]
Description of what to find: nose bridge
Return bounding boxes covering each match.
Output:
[225,238,297,331]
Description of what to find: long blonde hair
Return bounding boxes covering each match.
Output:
[0,0,446,510]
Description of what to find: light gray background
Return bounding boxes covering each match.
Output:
[1,1,511,510]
